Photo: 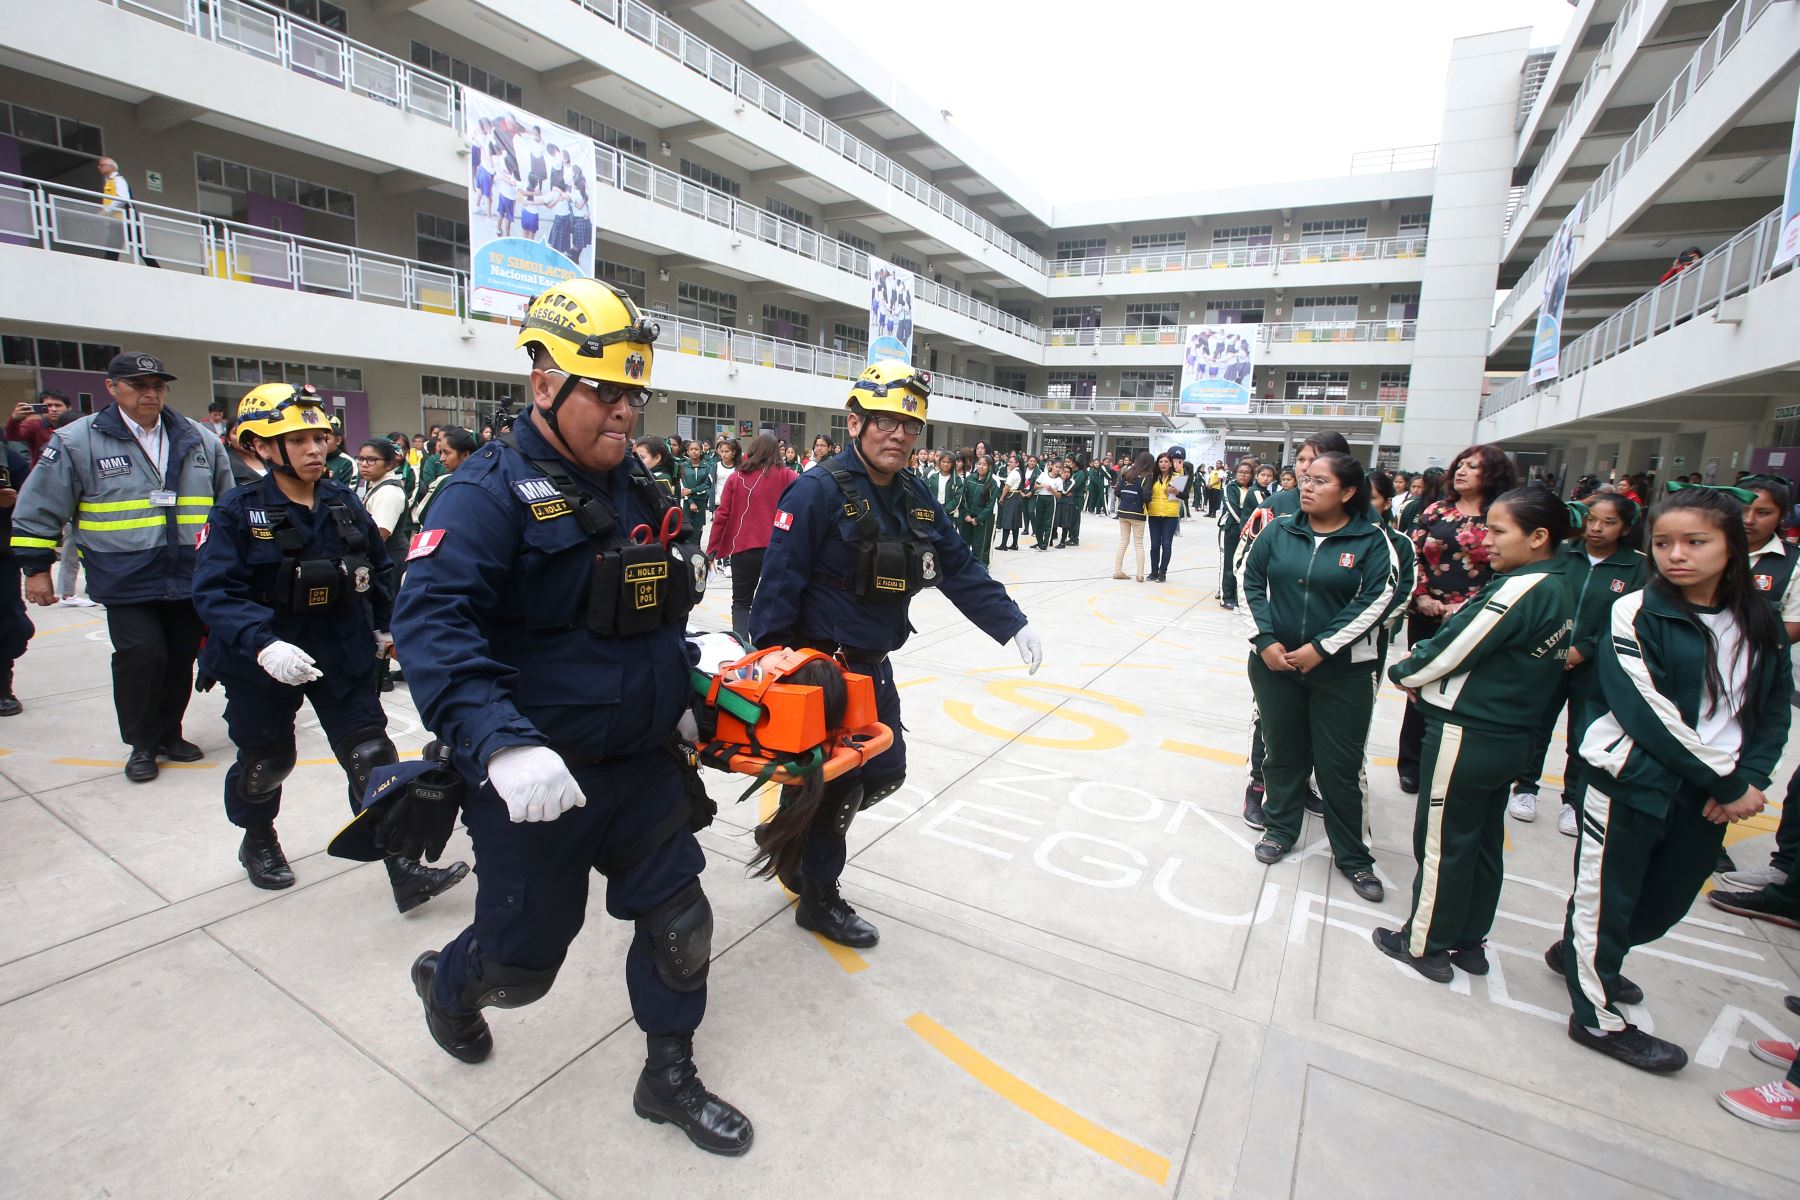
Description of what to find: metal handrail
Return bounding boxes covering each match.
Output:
[1515,0,1643,206]
[1348,145,1438,175]
[1496,0,1777,330]
[1026,396,1404,419]
[103,0,460,128]
[0,168,463,314]
[1044,320,1417,347]
[566,0,1048,277]
[1046,236,1427,280]
[1480,207,1788,419]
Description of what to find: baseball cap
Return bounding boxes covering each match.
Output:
[106,352,177,381]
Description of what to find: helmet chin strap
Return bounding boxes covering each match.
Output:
[537,366,584,449]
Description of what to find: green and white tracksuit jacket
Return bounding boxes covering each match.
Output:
[1389,558,1573,729]
[10,407,233,604]
[1243,511,1395,679]
[1579,587,1791,817]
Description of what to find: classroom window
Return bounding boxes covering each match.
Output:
[596,260,647,306]
[415,211,469,272]
[1283,370,1350,402]
[1300,217,1368,244]
[410,41,523,105]
[1051,305,1102,329]
[1118,371,1176,399]
[1046,372,1097,400]
[764,197,815,228]
[760,305,809,340]
[677,282,737,326]
[1123,302,1180,328]
[566,110,648,159]
[1055,236,1107,260]
[680,159,741,197]
[1204,297,1265,324]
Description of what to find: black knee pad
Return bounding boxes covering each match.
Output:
[860,774,905,810]
[823,777,864,836]
[462,957,560,1010]
[237,745,297,803]
[342,730,398,796]
[635,879,712,994]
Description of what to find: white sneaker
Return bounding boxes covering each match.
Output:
[1508,790,1537,822]
[58,596,98,608]
[1558,804,1578,837]
[1717,863,1789,889]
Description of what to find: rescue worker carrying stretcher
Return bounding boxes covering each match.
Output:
[750,361,1044,947]
[390,279,752,1157]
[193,383,469,908]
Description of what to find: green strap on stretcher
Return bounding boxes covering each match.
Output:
[690,667,763,724]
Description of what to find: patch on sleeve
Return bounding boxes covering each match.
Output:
[407,529,446,561]
[195,523,209,548]
[773,510,794,531]
[245,509,273,539]
[38,444,58,464]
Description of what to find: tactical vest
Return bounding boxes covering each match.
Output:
[501,434,706,636]
[812,463,940,599]
[1750,546,1798,613]
[256,496,378,614]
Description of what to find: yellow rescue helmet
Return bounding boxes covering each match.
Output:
[514,277,658,388]
[236,382,329,449]
[848,360,930,423]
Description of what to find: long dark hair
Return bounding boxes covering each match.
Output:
[749,659,851,884]
[1121,451,1155,485]
[740,432,781,472]
[1585,492,1642,551]
[1448,444,1517,510]
[1417,466,1447,508]
[1646,487,1780,717]
[633,436,669,469]
[1311,452,1371,519]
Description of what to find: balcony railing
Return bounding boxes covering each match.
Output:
[1348,145,1438,174]
[1515,0,1644,207]
[1048,236,1426,280]
[0,170,463,314]
[102,0,459,127]
[1480,207,1790,419]
[1026,396,1404,421]
[1497,0,1778,324]
[567,0,1048,278]
[1045,320,1417,348]
[1516,49,1557,133]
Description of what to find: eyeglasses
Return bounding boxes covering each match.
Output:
[547,371,651,409]
[1298,474,1337,490]
[868,414,925,436]
[117,377,168,393]
[355,455,386,464]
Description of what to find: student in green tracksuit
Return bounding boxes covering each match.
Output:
[326,416,357,487]
[960,458,997,566]
[676,440,716,545]
[923,450,965,526]
[1243,452,1394,897]
[1375,486,1575,983]
[1367,472,1417,660]
[1514,493,1646,834]
[1216,458,1264,611]
[1558,485,1788,1074]
[1063,459,1089,546]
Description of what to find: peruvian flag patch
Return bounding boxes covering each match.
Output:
[195,523,209,548]
[773,510,794,531]
[407,529,447,561]
[1338,552,1357,568]
[1609,579,1625,593]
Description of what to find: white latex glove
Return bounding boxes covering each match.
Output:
[374,631,394,660]
[257,640,323,686]
[487,744,586,823]
[1014,624,1044,675]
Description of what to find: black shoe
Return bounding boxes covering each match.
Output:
[1343,868,1384,903]
[125,747,158,782]
[379,674,396,693]
[1544,940,1643,1005]
[388,856,471,914]
[1398,774,1419,795]
[0,692,20,717]
[634,1034,754,1156]
[239,825,294,890]
[1786,994,1800,1017]
[1243,784,1267,830]
[1371,927,1453,983]
[1449,940,1489,975]
[1566,1018,1687,1073]
[1716,850,1736,874]
[796,877,879,947]
[158,737,203,762]
[1707,888,1800,930]
[1253,836,1288,865]
[411,951,491,1064]
[1303,788,1325,816]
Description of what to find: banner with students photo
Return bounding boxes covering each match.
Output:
[867,256,914,364]
[1776,88,1800,269]
[464,92,596,319]
[1150,427,1228,466]
[1528,196,1585,384]
[1177,324,1255,414]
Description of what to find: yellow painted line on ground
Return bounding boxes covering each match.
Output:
[1504,828,1515,853]
[1371,755,1398,768]
[31,618,103,639]
[1080,662,1171,670]
[1160,738,1247,766]
[50,757,218,770]
[1162,640,1193,652]
[896,675,940,690]
[758,781,779,823]
[812,933,870,974]
[1205,667,1243,678]
[904,1013,1171,1185]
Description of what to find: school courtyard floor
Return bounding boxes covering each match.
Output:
[1,517,1797,1199]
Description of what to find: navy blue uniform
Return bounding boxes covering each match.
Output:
[193,473,393,827]
[751,445,1025,882]
[0,447,36,688]
[394,417,705,1037]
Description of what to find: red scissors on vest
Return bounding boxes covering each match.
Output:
[630,508,683,550]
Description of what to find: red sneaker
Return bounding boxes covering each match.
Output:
[1750,1040,1799,1069]
[1717,1079,1800,1130]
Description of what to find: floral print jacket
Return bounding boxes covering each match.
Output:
[1410,499,1493,606]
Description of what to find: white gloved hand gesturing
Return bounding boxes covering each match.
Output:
[257,640,323,686]
[487,744,587,823]
[1013,624,1044,675]
[374,630,395,660]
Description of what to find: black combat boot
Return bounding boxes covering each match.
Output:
[239,824,294,890]
[411,951,492,1063]
[386,856,470,914]
[0,665,20,716]
[796,875,879,947]
[633,1033,754,1156]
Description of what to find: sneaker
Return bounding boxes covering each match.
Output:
[1567,1019,1687,1073]
[1707,889,1800,930]
[1243,784,1267,831]
[1716,1079,1800,1130]
[1112,572,1128,580]
[1253,836,1288,865]
[1750,1040,1799,1069]
[1508,789,1537,822]
[1371,927,1453,983]
[1544,940,1643,1005]
[1558,804,1578,837]
[1397,774,1419,795]
[1449,940,1489,975]
[57,595,97,608]
[1717,863,1790,890]
[1303,788,1324,816]
[1342,868,1383,903]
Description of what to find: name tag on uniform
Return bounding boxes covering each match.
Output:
[149,490,177,507]
[97,455,131,478]
[510,478,570,521]
[912,508,935,523]
[246,509,273,539]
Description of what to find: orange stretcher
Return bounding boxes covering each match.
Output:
[691,646,892,789]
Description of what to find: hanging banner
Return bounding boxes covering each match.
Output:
[1177,324,1256,414]
[465,92,596,319]
[1776,87,1800,268]
[1150,427,1228,466]
[867,256,915,364]
[1528,197,1584,385]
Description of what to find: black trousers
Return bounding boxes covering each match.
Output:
[107,599,204,750]
[1395,611,1443,781]
[730,546,765,613]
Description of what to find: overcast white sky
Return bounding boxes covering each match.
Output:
[807,0,1579,204]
